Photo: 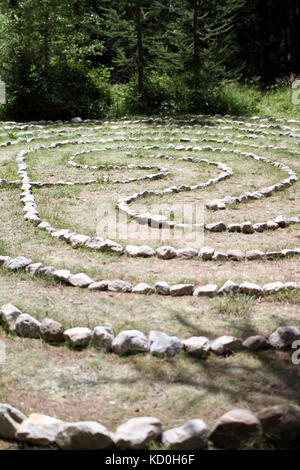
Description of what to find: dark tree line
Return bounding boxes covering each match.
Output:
[0,0,299,119]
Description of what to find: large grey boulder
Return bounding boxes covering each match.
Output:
[210,336,243,355]
[56,421,114,450]
[114,417,162,450]
[93,327,114,351]
[162,419,208,450]
[0,303,22,332]
[257,403,300,443]
[149,331,182,357]
[209,409,262,449]
[112,330,148,355]
[15,314,41,339]
[40,318,65,343]
[16,413,65,445]
[182,337,210,358]
[0,404,26,440]
[4,256,32,270]
[268,326,300,350]
[64,327,92,348]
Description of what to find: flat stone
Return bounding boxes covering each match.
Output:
[170,284,194,296]
[162,419,208,450]
[209,409,262,449]
[112,330,148,355]
[56,421,113,450]
[16,414,65,445]
[85,237,105,250]
[263,281,285,293]
[242,335,269,351]
[114,417,162,450]
[218,280,239,295]
[53,269,71,282]
[64,327,92,348]
[155,281,170,295]
[205,222,226,232]
[198,246,215,260]
[257,404,300,443]
[107,280,132,292]
[93,327,114,351]
[4,256,32,270]
[40,318,65,343]
[193,284,218,297]
[132,283,154,295]
[98,239,124,253]
[88,280,109,291]
[68,273,94,287]
[0,404,26,440]
[245,250,265,260]
[268,326,300,350]
[0,303,22,332]
[149,330,182,357]
[176,248,198,259]
[182,337,210,358]
[126,245,155,257]
[156,246,177,260]
[25,262,43,275]
[239,282,262,295]
[227,250,244,261]
[212,251,228,261]
[15,314,41,339]
[210,336,243,355]
[69,234,91,248]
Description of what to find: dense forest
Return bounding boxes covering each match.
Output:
[0,0,299,120]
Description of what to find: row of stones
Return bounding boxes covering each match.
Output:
[0,401,299,450]
[13,140,300,257]
[1,254,299,297]
[1,302,298,356]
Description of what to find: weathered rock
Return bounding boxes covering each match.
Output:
[155,281,170,295]
[245,250,265,260]
[198,246,214,260]
[85,237,104,250]
[132,283,154,295]
[149,330,182,357]
[99,239,124,253]
[156,246,177,260]
[68,273,94,287]
[71,117,83,123]
[4,256,32,270]
[16,414,65,445]
[193,284,218,297]
[25,262,43,275]
[107,279,132,292]
[257,404,300,443]
[176,248,198,259]
[112,330,148,355]
[69,234,91,248]
[40,318,65,343]
[88,280,109,291]
[209,409,262,449]
[263,281,285,293]
[210,336,243,355]
[15,314,41,339]
[241,221,255,234]
[242,335,269,351]
[0,303,22,332]
[114,417,162,450]
[205,222,226,232]
[93,327,114,351]
[53,269,71,283]
[212,251,228,261]
[0,404,26,440]
[64,327,92,348]
[227,250,244,261]
[162,419,208,450]
[228,223,242,233]
[268,326,300,350]
[126,245,155,257]
[182,337,210,358]
[218,280,239,295]
[239,282,262,295]
[56,421,113,450]
[170,284,194,296]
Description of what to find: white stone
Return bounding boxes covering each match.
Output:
[114,417,162,450]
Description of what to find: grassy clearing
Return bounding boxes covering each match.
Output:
[0,115,299,449]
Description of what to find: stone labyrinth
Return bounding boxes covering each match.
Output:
[0,115,300,449]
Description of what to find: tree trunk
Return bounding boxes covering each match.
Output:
[136,3,144,95]
[44,11,50,76]
[193,0,200,89]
